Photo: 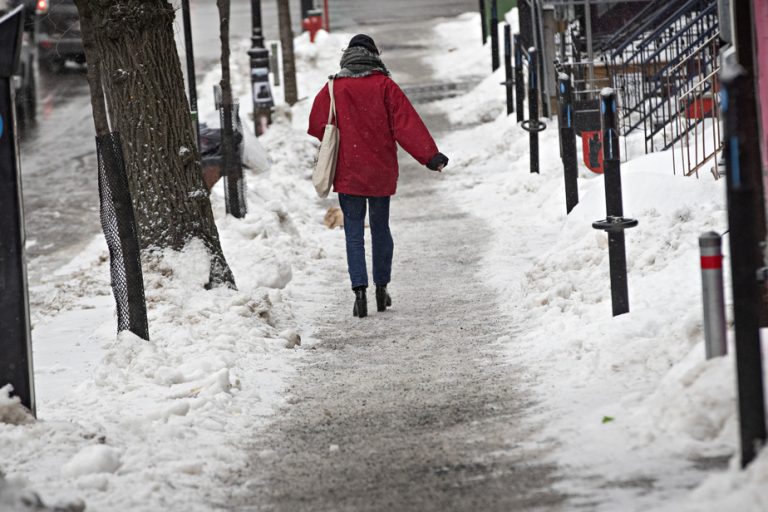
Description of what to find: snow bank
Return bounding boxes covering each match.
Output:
[431,9,765,511]
[0,386,34,426]
[1,24,345,512]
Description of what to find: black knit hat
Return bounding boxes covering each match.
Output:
[348,34,379,55]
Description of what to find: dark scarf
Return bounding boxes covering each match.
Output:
[333,46,390,79]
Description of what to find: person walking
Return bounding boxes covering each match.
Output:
[308,34,448,319]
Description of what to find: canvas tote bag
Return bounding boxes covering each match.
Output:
[312,79,339,198]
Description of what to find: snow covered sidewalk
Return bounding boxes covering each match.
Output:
[3,7,768,512]
[423,9,768,512]
[0,29,351,512]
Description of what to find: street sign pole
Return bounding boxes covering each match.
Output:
[0,6,35,416]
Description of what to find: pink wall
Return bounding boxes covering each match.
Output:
[755,0,768,170]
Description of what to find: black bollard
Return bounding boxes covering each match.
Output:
[592,89,637,316]
[0,5,35,416]
[500,23,514,116]
[525,47,541,174]
[514,34,524,123]
[490,0,499,71]
[721,52,767,468]
[557,73,578,213]
[479,0,487,45]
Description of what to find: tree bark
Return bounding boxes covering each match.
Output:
[277,0,298,105]
[76,0,235,288]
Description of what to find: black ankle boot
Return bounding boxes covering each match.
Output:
[353,287,367,318]
[375,285,392,312]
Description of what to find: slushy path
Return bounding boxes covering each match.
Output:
[222,16,566,512]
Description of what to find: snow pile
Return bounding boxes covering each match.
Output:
[1,26,345,512]
[61,445,121,478]
[430,9,766,511]
[0,386,34,426]
[0,473,81,512]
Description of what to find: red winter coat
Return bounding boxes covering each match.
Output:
[308,73,439,197]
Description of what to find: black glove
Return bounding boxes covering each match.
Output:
[426,152,449,171]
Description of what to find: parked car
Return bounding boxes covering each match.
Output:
[34,0,84,71]
[1,0,37,129]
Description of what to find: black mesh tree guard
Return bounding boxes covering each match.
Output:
[96,132,149,341]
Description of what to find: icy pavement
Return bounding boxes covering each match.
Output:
[220,140,566,512]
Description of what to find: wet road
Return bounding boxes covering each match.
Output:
[19,0,479,283]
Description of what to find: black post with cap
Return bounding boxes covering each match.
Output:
[557,73,578,213]
[479,0,488,44]
[592,88,637,316]
[501,23,514,115]
[527,47,539,173]
[490,0,499,71]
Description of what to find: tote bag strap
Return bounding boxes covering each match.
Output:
[327,79,337,126]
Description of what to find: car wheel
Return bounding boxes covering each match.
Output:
[44,56,64,73]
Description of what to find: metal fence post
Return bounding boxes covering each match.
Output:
[501,23,514,116]
[721,51,767,468]
[699,232,727,359]
[526,47,540,173]
[180,0,200,146]
[479,0,487,45]
[557,73,578,213]
[0,5,35,416]
[592,88,637,316]
[514,33,524,123]
[490,0,499,71]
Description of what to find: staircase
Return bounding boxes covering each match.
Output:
[606,0,719,154]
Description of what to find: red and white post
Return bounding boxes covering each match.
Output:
[700,231,727,359]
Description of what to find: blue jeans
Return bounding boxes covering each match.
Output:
[338,194,394,289]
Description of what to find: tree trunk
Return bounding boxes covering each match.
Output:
[76,0,235,288]
[277,0,298,105]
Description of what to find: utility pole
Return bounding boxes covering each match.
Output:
[278,0,298,105]
[248,0,273,135]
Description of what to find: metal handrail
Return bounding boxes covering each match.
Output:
[611,0,707,60]
[665,31,721,75]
